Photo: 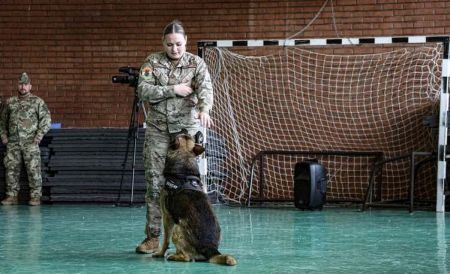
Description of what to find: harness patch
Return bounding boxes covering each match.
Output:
[164,176,203,194]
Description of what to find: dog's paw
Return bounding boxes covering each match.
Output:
[226,255,238,266]
[167,253,191,262]
[152,250,166,258]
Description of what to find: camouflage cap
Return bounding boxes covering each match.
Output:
[19,72,30,84]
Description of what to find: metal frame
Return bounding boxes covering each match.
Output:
[361,152,436,213]
[198,35,450,212]
[247,150,383,207]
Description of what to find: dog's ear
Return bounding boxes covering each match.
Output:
[169,131,183,150]
[181,128,189,135]
[170,137,180,150]
[192,144,205,156]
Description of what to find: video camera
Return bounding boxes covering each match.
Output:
[112,66,140,87]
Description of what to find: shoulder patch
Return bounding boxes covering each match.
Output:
[141,66,153,79]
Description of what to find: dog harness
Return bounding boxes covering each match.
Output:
[164,175,204,224]
[164,175,204,194]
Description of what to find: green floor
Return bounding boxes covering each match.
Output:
[0,204,448,274]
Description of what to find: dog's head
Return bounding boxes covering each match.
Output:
[169,129,205,156]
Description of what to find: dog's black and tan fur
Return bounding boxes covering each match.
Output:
[152,130,237,266]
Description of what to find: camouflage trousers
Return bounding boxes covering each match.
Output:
[4,142,42,198]
[143,126,199,239]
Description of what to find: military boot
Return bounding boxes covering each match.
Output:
[28,197,41,206]
[1,195,18,205]
[135,237,160,254]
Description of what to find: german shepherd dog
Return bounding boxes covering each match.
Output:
[152,130,237,266]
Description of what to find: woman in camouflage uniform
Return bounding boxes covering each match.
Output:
[135,20,213,254]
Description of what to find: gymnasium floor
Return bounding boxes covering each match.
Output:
[0,204,448,274]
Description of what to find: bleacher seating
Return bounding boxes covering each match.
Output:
[0,128,146,204]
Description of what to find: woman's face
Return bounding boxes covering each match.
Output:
[163,33,186,60]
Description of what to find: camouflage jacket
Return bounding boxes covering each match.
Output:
[137,51,213,133]
[0,94,51,144]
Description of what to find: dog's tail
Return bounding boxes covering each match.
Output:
[209,254,237,266]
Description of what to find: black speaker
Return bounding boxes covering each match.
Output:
[294,160,327,210]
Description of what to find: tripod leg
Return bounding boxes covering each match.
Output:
[130,125,139,205]
[116,94,139,206]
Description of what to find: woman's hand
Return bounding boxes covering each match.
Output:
[174,84,193,97]
[198,112,213,128]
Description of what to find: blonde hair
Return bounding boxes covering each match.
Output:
[163,20,186,37]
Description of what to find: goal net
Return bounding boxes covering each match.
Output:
[202,42,442,206]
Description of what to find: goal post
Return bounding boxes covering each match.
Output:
[198,35,449,212]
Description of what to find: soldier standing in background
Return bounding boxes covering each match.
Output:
[135,20,213,254]
[0,72,51,206]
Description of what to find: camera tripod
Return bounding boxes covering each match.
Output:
[115,90,147,207]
